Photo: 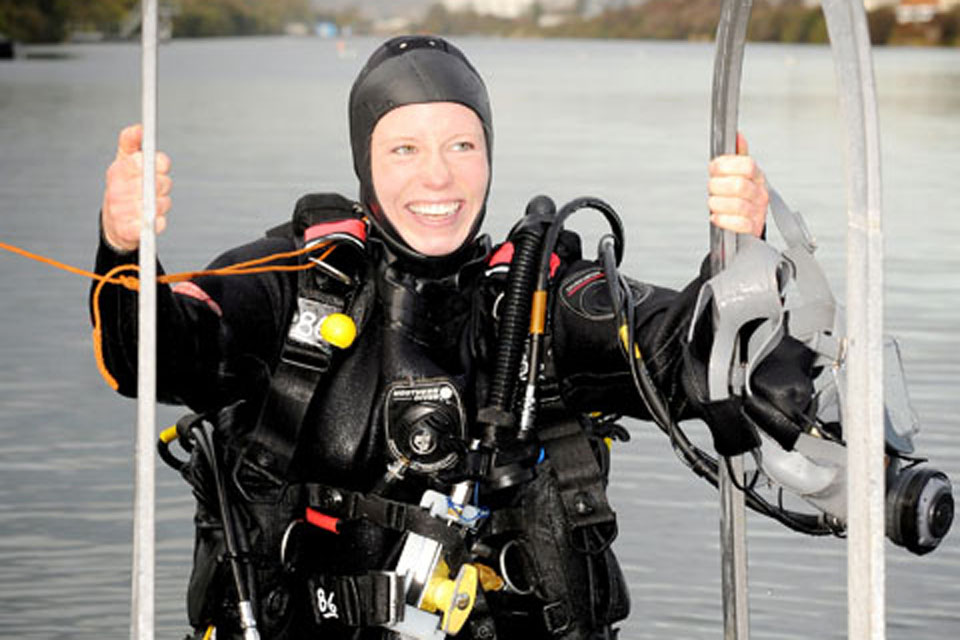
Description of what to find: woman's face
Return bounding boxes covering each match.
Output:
[370,101,489,257]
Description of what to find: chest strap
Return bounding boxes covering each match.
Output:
[302,484,470,565]
[242,194,371,479]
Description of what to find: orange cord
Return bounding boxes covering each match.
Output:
[0,240,337,391]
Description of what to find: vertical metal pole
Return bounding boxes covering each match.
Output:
[711,1,753,638]
[821,1,886,638]
[718,459,749,640]
[132,1,158,639]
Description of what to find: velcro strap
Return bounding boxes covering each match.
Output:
[538,418,616,531]
[484,506,526,537]
[305,484,467,564]
[309,572,403,627]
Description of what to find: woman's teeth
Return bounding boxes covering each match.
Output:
[408,202,460,217]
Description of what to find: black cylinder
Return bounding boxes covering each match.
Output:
[886,465,954,555]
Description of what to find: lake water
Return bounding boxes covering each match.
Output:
[1,36,958,639]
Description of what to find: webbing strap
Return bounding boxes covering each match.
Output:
[308,571,403,628]
[305,484,468,564]
[241,194,371,478]
[690,185,842,404]
[538,418,616,531]
[243,296,341,477]
[767,184,841,366]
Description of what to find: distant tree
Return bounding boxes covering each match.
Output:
[69,0,138,27]
[420,5,457,35]
[781,4,827,43]
[0,0,70,42]
[640,0,719,40]
[866,6,896,45]
[934,7,960,46]
[173,0,309,38]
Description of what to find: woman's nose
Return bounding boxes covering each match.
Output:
[421,150,453,189]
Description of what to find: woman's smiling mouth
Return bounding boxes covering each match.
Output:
[406,200,463,222]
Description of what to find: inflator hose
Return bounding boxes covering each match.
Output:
[483,196,555,436]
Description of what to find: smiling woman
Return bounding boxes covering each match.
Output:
[81,34,834,640]
[370,102,490,257]
[347,36,496,267]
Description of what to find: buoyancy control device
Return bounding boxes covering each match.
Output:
[158,193,634,640]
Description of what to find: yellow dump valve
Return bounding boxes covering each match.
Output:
[421,560,478,636]
[159,424,179,444]
[319,313,357,349]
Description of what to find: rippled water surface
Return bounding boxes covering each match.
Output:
[1,37,958,639]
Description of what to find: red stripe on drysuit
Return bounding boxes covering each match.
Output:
[487,242,561,277]
[565,272,604,296]
[172,282,223,317]
[304,219,367,244]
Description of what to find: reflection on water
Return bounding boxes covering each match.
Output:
[1,37,958,639]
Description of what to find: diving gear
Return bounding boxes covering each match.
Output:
[672,179,955,554]
[886,462,954,556]
[349,35,493,264]
[155,193,644,639]
[243,193,372,481]
[384,379,468,476]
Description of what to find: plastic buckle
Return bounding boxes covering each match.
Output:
[542,600,571,635]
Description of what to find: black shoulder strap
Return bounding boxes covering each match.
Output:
[242,194,373,479]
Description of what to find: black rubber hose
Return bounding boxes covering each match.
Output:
[597,234,836,537]
[485,195,554,417]
[192,423,258,622]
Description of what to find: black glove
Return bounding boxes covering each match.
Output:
[743,335,818,451]
[682,308,817,456]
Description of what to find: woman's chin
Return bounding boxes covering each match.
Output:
[409,241,460,257]
[403,232,468,257]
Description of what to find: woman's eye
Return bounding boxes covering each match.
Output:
[451,141,476,152]
[392,144,416,156]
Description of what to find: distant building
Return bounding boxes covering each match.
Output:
[806,0,958,14]
[896,0,939,21]
[443,0,576,19]
[863,0,899,10]
[894,0,959,21]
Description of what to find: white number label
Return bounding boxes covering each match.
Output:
[315,587,339,619]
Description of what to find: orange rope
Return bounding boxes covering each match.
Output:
[0,239,337,391]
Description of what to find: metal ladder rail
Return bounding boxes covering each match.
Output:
[131,1,158,639]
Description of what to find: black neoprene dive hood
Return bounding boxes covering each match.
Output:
[349,35,493,265]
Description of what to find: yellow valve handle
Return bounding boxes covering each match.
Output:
[320,313,357,349]
[421,560,478,636]
[159,425,179,444]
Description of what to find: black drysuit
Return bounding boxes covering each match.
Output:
[90,210,720,640]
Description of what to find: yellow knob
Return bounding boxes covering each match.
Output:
[421,560,478,635]
[320,313,357,349]
[159,425,179,444]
